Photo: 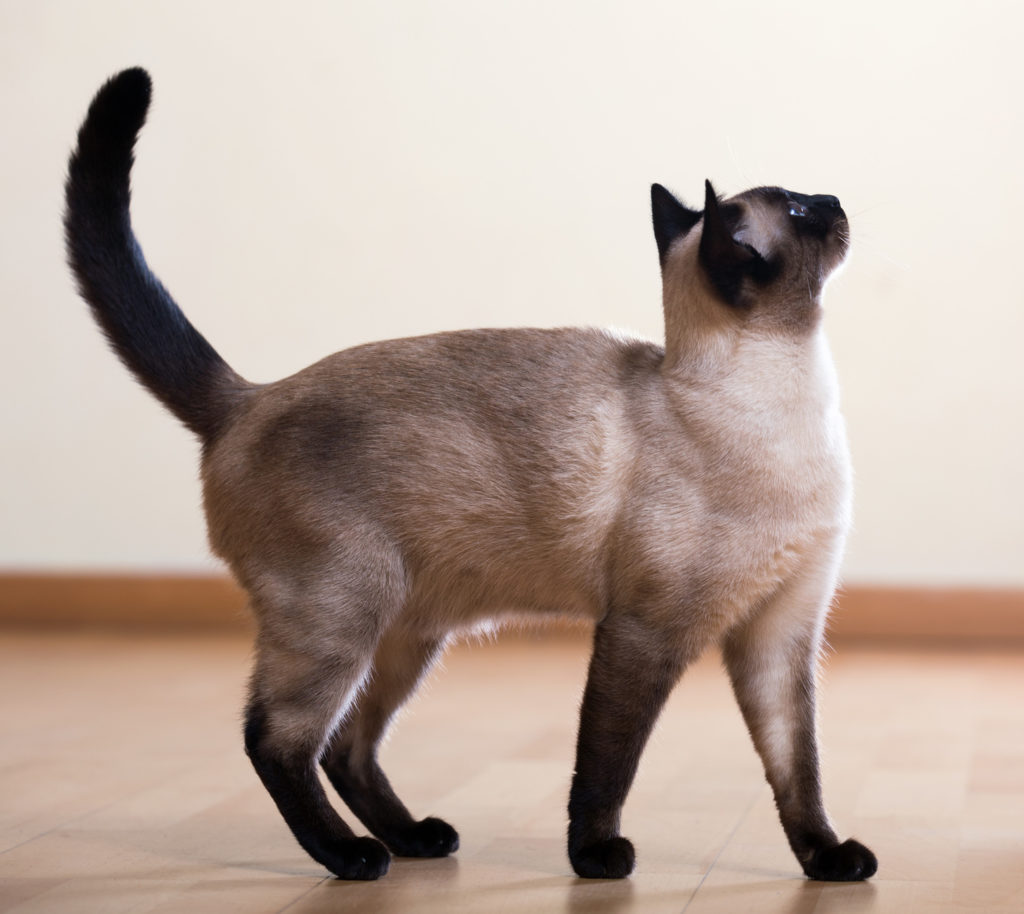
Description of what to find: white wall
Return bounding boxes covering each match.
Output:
[1,1,1021,586]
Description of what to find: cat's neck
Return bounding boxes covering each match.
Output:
[662,327,841,437]
[657,324,849,529]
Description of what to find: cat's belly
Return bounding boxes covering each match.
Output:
[394,488,844,642]
[399,529,610,633]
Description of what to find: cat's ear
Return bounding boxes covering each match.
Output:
[651,183,702,267]
[699,179,758,307]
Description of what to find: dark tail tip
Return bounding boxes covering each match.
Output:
[70,68,152,188]
[89,67,152,137]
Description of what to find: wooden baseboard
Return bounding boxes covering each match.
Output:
[0,573,1022,644]
[0,573,249,630]
[829,585,1024,645]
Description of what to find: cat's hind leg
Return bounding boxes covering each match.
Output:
[721,565,877,882]
[321,625,459,858]
[243,624,390,880]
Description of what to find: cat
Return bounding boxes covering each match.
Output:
[64,68,877,883]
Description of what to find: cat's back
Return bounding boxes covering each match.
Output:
[308,325,659,408]
[228,325,661,446]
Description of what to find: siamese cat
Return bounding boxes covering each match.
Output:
[65,68,877,883]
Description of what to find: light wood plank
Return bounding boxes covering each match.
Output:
[2,632,1024,912]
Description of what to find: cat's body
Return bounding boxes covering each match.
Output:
[207,324,846,640]
[65,69,877,883]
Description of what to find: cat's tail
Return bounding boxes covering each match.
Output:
[64,68,250,444]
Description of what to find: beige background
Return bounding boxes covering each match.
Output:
[1,1,1021,587]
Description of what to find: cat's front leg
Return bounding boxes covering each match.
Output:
[568,614,692,878]
[721,565,877,882]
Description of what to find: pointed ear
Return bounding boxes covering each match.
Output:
[651,183,701,267]
[699,179,757,306]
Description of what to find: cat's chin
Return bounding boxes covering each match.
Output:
[817,256,849,305]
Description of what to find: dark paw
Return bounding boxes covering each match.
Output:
[388,816,460,858]
[803,838,878,882]
[325,836,391,880]
[571,836,636,879]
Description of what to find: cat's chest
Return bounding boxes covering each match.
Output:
[685,341,850,525]
[697,398,851,567]
[647,354,852,595]
[696,389,851,605]
[715,402,847,507]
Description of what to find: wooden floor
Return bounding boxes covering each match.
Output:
[1,630,1022,913]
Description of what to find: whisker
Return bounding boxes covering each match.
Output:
[845,200,893,219]
[847,230,910,271]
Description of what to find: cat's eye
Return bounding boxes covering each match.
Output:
[788,202,808,218]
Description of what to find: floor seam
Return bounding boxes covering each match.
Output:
[680,786,765,912]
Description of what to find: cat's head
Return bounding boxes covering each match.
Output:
[651,180,849,333]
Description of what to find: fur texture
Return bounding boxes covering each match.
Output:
[65,68,877,883]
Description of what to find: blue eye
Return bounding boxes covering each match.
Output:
[788,202,808,218]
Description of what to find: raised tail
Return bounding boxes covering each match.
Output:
[64,68,248,443]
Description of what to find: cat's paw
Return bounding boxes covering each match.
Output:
[802,838,877,882]
[388,816,460,858]
[324,836,391,880]
[570,836,636,879]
